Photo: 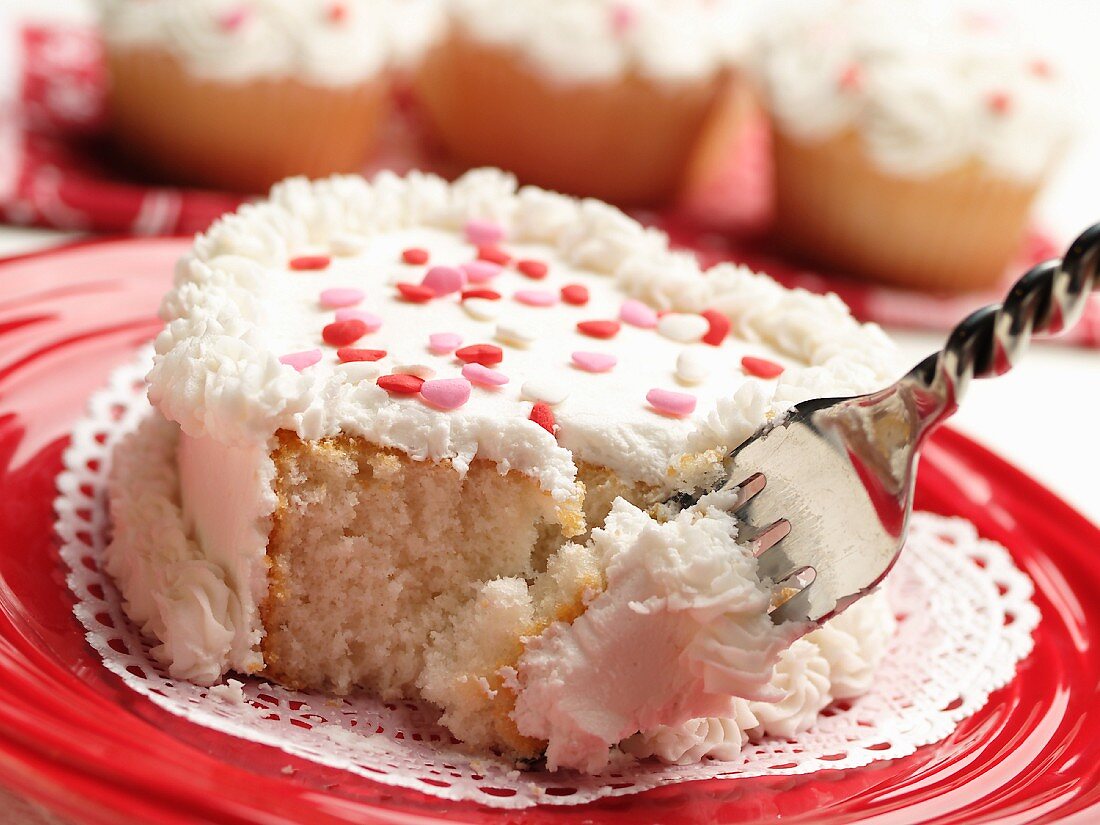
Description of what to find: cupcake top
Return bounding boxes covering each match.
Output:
[751,0,1075,181]
[98,0,445,85]
[440,0,756,84]
[150,168,894,507]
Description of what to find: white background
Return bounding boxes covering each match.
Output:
[1,0,1098,523]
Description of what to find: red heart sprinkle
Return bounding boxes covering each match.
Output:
[338,348,387,362]
[397,282,434,303]
[576,320,621,339]
[560,284,589,306]
[323,319,368,347]
[987,91,1011,115]
[455,344,503,366]
[741,356,785,379]
[289,255,331,271]
[461,288,502,301]
[402,247,429,265]
[701,309,731,346]
[326,1,347,23]
[377,374,424,394]
[517,259,548,279]
[529,402,557,435]
[477,244,511,265]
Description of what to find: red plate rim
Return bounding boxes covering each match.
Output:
[1,237,1100,824]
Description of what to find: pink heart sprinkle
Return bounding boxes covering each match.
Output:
[646,388,696,417]
[572,351,617,373]
[218,6,250,31]
[319,287,365,309]
[464,219,505,246]
[610,3,636,35]
[428,332,463,355]
[422,265,466,296]
[462,363,509,387]
[334,308,382,332]
[420,377,472,411]
[620,299,658,328]
[461,260,503,284]
[279,350,322,371]
[515,289,558,307]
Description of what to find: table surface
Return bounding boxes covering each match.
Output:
[1,0,1098,532]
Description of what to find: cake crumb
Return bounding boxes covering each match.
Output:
[207,678,246,705]
[280,765,295,776]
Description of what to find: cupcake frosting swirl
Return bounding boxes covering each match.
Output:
[751,0,1075,181]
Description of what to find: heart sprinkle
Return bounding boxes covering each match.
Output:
[322,319,368,347]
[421,265,466,296]
[402,247,429,265]
[462,288,502,301]
[477,245,511,266]
[521,377,569,406]
[517,259,549,280]
[464,219,506,246]
[319,288,365,309]
[462,298,500,321]
[561,284,590,306]
[577,319,621,339]
[397,282,434,303]
[657,313,708,343]
[338,348,387,362]
[571,351,617,373]
[289,255,331,271]
[700,309,731,346]
[455,344,504,366]
[462,363,509,387]
[646,388,697,417]
[420,377,472,411]
[279,350,321,371]
[741,356,785,379]
[515,289,558,307]
[462,261,503,283]
[620,299,658,328]
[377,374,424,394]
[428,332,463,355]
[529,402,557,435]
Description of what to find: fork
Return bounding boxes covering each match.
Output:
[672,222,1100,630]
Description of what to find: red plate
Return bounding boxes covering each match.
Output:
[1,238,1099,824]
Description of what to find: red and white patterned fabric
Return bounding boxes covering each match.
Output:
[1,20,1097,346]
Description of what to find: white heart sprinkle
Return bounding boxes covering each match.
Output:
[463,298,500,321]
[336,361,382,382]
[521,378,569,406]
[392,364,436,379]
[676,347,711,385]
[496,321,540,348]
[657,313,709,343]
[330,233,367,256]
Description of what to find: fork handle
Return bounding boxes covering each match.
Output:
[905,222,1100,434]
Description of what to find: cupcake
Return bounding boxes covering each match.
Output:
[751,0,1074,292]
[415,0,756,206]
[98,0,436,192]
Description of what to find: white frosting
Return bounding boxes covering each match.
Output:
[751,0,1075,181]
[443,0,756,84]
[510,494,805,773]
[104,414,266,684]
[624,587,896,762]
[150,168,896,511]
[98,0,443,84]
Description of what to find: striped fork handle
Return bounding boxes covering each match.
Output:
[907,222,1100,421]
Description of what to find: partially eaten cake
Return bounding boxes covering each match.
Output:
[106,169,898,772]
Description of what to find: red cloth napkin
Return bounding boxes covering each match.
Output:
[3,21,1097,347]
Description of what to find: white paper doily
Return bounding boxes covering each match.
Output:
[54,351,1040,809]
